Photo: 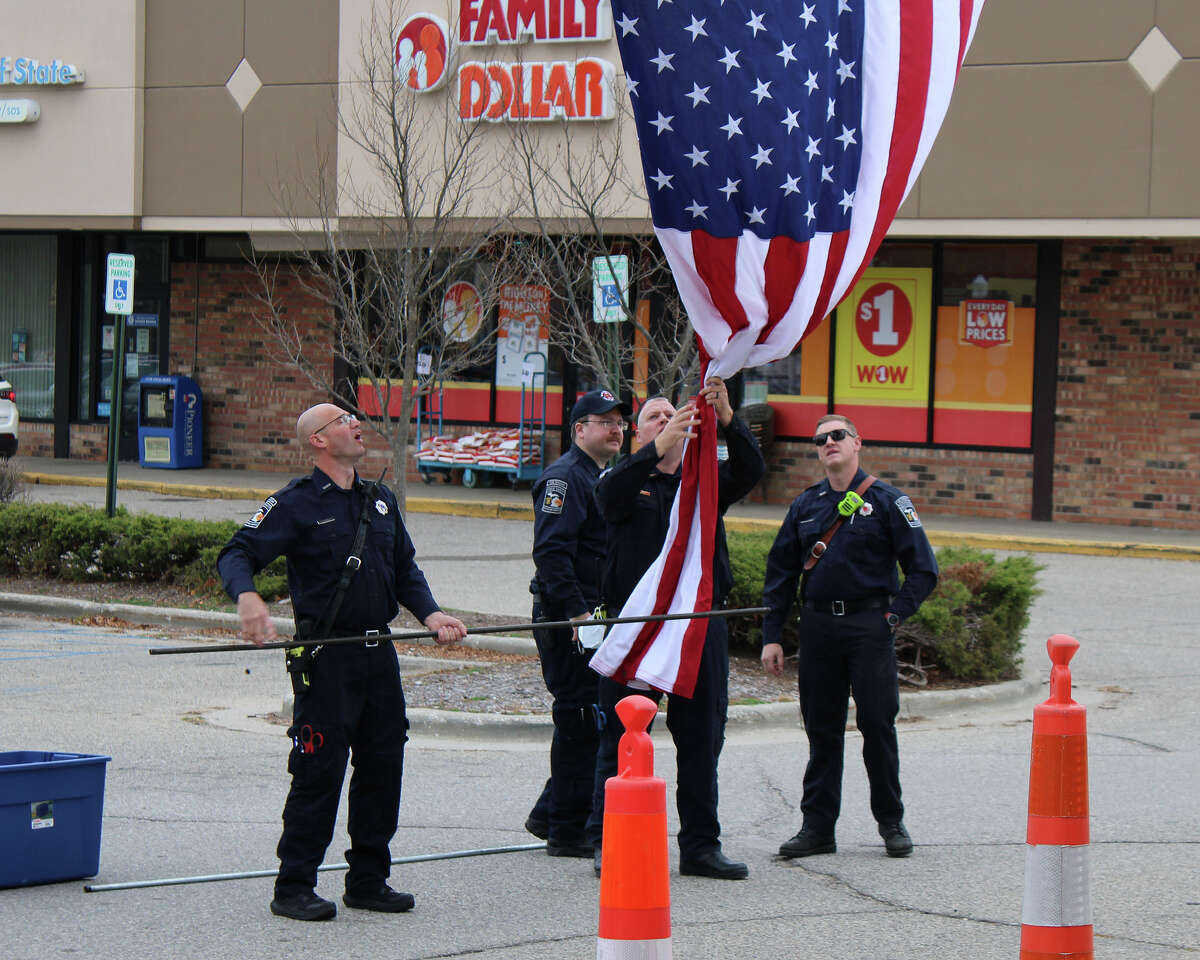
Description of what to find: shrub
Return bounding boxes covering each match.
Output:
[0,458,23,503]
[906,546,1041,682]
[0,503,287,600]
[725,530,1040,684]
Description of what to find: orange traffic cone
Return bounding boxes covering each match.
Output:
[597,695,671,960]
[1020,635,1092,959]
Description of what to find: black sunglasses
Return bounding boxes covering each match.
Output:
[812,428,854,446]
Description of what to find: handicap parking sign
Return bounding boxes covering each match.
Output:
[105,253,136,316]
[592,255,629,324]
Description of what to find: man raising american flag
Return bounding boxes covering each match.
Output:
[590,0,985,695]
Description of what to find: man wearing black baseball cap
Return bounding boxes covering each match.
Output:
[525,389,631,856]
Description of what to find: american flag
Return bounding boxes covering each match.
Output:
[590,0,985,696]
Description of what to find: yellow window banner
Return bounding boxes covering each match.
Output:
[834,268,932,407]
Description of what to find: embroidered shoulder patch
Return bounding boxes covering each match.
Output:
[895,495,922,528]
[541,478,567,514]
[244,496,278,529]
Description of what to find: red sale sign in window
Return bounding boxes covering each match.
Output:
[959,299,1014,348]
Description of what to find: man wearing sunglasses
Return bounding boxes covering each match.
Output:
[218,403,467,922]
[760,414,938,861]
[525,389,632,858]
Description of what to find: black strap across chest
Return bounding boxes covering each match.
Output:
[801,474,877,574]
[315,472,384,638]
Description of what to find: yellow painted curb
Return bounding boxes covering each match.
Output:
[22,472,276,502]
[923,533,1200,562]
[725,516,1200,561]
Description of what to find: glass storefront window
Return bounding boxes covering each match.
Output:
[738,240,1039,448]
[0,234,57,419]
[933,242,1038,447]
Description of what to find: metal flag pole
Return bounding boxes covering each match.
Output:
[83,842,547,893]
[147,606,771,656]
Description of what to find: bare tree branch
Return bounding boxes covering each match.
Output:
[502,77,699,408]
[249,0,521,511]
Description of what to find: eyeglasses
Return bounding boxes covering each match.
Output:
[312,412,358,436]
[579,418,628,432]
[812,428,854,446]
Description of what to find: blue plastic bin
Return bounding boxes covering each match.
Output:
[0,751,111,887]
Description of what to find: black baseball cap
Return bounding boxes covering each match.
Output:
[570,389,632,424]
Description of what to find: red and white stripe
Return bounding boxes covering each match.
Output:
[589,397,718,698]
[591,0,985,697]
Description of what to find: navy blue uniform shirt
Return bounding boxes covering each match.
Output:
[762,467,938,645]
[531,444,606,618]
[596,415,765,613]
[218,467,439,632]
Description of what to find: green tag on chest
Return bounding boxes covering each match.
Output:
[838,491,864,517]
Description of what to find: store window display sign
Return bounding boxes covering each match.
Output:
[832,268,932,443]
[495,284,550,388]
[0,58,85,85]
[958,299,1014,348]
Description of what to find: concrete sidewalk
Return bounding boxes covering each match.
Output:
[14,453,1200,561]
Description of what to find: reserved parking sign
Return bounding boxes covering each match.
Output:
[104,253,135,316]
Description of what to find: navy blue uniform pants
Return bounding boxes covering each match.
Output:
[276,639,408,898]
[586,618,730,859]
[527,605,600,845]
[797,609,903,834]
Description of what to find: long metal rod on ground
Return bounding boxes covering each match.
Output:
[83,841,547,893]
[147,606,771,656]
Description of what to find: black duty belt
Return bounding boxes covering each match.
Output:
[803,596,889,616]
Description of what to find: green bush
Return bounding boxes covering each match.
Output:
[907,546,1041,682]
[726,530,1040,683]
[0,503,287,600]
[726,529,787,652]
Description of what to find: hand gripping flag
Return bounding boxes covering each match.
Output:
[589,0,985,696]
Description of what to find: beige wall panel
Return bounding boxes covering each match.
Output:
[1,0,142,86]
[0,88,139,217]
[917,63,1151,219]
[1155,0,1200,57]
[247,0,339,84]
[243,84,338,217]
[966,0,1154,65]
[1149,62,1200,217]
[143,87,243,215]
[897,185,919,220]
[145,0,244,87]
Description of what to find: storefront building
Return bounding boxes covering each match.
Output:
[1,1,1197,530]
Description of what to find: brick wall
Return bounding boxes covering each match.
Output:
[168,260,540,486]
[68,424,107,460]
[169,260,340,473]
[15,421,54,458]
[757,441,1033,519]
[1054,239,1199,529]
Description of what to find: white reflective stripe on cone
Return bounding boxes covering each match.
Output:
[1022,844,1091,927]
[597,938,672,959]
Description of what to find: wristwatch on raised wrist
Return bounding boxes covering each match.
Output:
[885,612,901,632]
